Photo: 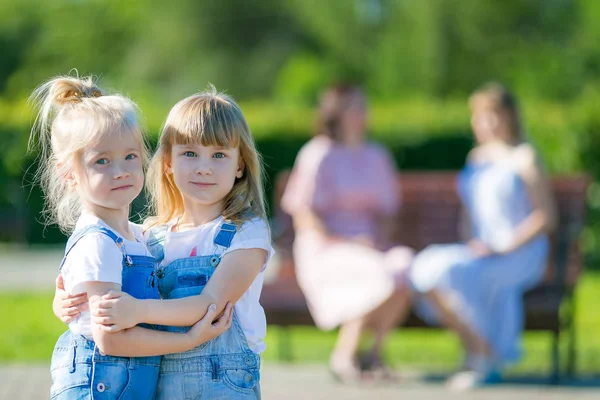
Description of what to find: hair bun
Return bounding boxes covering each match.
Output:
[53,78,103,105]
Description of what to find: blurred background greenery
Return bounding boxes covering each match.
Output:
[2,0,600,259]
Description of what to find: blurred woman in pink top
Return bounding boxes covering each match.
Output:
[281,84,413,382]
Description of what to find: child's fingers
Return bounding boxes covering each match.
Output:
[90,307,111,317]
[64,306,82,317]
[223,302,233,320]
[102,290,121,300]
[94,300,115,310]
[213,303,233,329]
[93,316,114,325]
[62,295,87,308]
[57,291,83,302]
[225,304,233,327]
[206,304,217,317]
[203,304,218,325]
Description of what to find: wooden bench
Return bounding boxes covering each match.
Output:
[260,170,589,382]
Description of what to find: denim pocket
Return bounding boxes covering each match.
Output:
[51,336,92,398]
[177,273,208,286]
[222,368,259,394]
[50,364,91,399]
[168,284,206,300]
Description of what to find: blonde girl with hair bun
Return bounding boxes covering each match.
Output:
[87,86,273,399]
[33,74,232,400]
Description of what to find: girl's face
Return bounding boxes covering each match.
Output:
[72,130,144,213]
[168,143,244,215]
[339,92,367,146]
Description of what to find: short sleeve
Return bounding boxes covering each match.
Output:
[373,146,400,214]
[223,218,274,272]
[281,138,333,215]
[62,233,123,294]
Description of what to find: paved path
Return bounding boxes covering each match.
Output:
[2,248,600,398]
[1,363,599,400]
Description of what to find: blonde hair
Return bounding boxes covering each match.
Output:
[469,82,524,143]
[147,86,266,227]
[28,73,149,233]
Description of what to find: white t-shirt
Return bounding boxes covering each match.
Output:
[62,213,150,339]
[160,216,274,354]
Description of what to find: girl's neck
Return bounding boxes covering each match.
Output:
[176,199,223,231]
[82,204,133,240]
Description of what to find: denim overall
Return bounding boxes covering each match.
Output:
[146,222,261,400]
[50,225,161,400]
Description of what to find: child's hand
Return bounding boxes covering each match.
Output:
[187,302,233,346]
[53,274,88,324]
[90,290,140,332]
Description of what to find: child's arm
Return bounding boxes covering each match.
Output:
[86,281,233,357]
[91,248,266,330]
[200,248,266,314]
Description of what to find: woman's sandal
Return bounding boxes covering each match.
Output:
[358,353,399,383]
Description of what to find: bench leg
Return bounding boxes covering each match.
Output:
[550,328,560,384]
[278,326,293,362]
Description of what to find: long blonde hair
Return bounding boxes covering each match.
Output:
[146,86,266,227]
[28,73,149,233]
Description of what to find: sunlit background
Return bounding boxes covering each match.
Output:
[1,0,600,398]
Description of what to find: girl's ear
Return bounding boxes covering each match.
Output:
[57,163,76,187]
[164,155,173,174]
[236,158,245,179]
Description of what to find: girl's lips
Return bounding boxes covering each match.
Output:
[190,182,216,187]
[112,185,133,191]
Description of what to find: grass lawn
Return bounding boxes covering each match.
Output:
[2,272,599,375]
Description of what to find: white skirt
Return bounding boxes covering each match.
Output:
[293,231,413,330]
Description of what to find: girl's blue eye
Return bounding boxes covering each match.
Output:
[213,152,226,159]
[96,158,109,165]
[184,151,197,157]
[125,153,137,160]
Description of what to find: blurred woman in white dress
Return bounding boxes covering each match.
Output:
[409,83,557,389]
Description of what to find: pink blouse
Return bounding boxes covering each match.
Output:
[281,136,400,243]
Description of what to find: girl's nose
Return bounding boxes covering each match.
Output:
[194,160,212,175]
[114,164,131,179]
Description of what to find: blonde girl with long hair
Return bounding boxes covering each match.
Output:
[34,75,232,399]
[83,87,273,399]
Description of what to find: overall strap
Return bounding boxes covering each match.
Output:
[58,225,125,271]
[207,221,237,267]
[213,221,237,250]
[146,225,169,264]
